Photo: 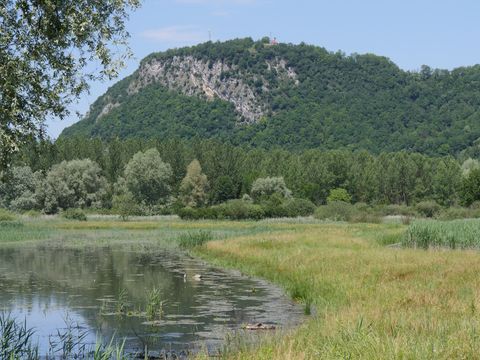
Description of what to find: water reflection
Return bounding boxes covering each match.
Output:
[0,247,302,356]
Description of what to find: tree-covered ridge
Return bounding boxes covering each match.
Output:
[62,38,480,156]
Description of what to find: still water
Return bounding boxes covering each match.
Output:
[0,247,302,357]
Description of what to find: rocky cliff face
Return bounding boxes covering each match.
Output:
[117,55,299,124]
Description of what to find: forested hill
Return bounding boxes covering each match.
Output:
[61,37,480,156]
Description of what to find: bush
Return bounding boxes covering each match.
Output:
[415,200,442,218]
[220,200,265,220]
[112,193,140,221]
[314,201,354,221]
[0,208,16,222]
[377,204,417,217]
[61,208,87,221]
[437,207,480,220]
[178,231,213,249]
[327,188,352,204]
[22,210,41,218]
[350,211,382,224]
[178,207,205,220]
[177,206,223,220]
[250,177,291,201]
[279,198,316,217]
[258,193,287,218]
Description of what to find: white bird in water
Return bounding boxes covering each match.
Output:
[193,274,202,281]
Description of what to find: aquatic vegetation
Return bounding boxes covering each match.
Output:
[145,288,164,320]
[403,219,480,249]
[115,288,128,314]
[0,314,38,360]
[1,313,127,359]
[178,230,213,249]
[92,338,126,360]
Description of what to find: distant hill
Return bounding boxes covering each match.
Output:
[60,37,480,156]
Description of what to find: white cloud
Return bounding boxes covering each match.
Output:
[141,26,207,43]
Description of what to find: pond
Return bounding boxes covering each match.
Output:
[0,246,303,358]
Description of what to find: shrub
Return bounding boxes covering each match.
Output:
[250,177,291,201]
[415,200,441,218]
[327,188,352,204]
[437,207,480,220]
[377,204,417,217]
[61,208,87,221]
[112,193,140,221]
[348,203,382,223]
[178,231,213,249]
[22,210,41,218]
[0,208,16,222]
[178,207,205,220]
[258,193,288,218]
[220,200,265,220]
[470,201,480,210]
[350,211,382,224]
[177,206,222,220]
[279,198,316,217]
[314,201,354,221]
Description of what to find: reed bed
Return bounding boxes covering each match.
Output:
[403,219,480,249]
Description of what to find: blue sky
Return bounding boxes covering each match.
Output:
[47,0,480,138]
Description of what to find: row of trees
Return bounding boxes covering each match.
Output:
[1,137,479,214]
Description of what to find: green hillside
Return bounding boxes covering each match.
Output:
[61,38,480,156]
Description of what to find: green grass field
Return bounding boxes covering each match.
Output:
[3,216,480,359]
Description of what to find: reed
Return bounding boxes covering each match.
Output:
[403,219,480,249]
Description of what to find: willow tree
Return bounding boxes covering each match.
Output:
[180,160,209,207]
[0,0,140,168]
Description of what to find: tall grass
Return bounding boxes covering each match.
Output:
[1,313,127,359]
[178,230,213,249]
[0,208,16,222]
[403,219,480,249]
[0,314,38,359]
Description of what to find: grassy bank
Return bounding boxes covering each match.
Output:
[4,216,480,358]
[196,222,480,359]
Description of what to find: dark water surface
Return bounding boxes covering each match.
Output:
[0,247,302,357]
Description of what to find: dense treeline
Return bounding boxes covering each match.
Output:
[3,137,479,216]
[63,38,480,156]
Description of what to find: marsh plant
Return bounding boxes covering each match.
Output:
[116,288,128,314]
[0,314,38,359]
[146,288,164,320]
[404,219,480,249]
[1,313,127,359]
[178,230,213,249]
